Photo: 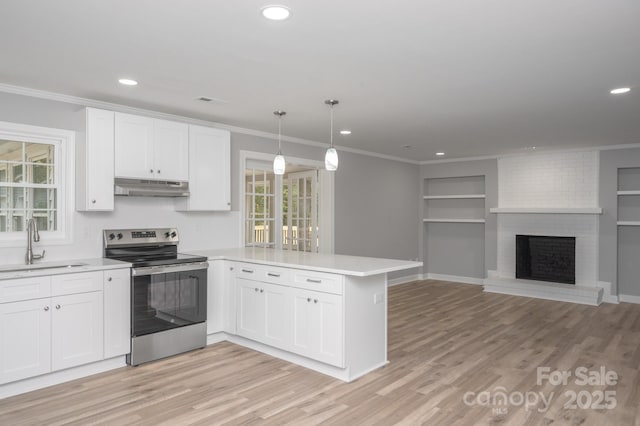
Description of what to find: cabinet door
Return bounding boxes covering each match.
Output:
[236,278,264,342]
[263,283,292,350]
[176,126,230,211]
[0,299,51,384]
[51,292,104,371]
[114,112,154,179]
[292,289,344,367]
[153,119,189,181]
[103,269,131,358]
[83,108,114,211]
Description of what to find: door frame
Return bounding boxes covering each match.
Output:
[238,150,334,253]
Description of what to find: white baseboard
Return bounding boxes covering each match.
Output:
[597,281,619,304]
[388,274,423,286]
[619,294,640,304]
[425,273,484,285]
[0,356,126,400]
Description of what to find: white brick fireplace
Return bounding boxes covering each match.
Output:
[484,150,609,305]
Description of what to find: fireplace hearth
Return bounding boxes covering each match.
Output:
[516,235,576,284]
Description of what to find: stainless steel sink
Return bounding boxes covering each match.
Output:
[0,263,88,274]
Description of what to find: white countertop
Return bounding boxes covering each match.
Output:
[188,247,422,277]
[0,258,131,280]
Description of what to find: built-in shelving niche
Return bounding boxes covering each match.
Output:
[617,167,640,297]
[423,175,486,279]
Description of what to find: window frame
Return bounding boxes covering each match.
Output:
[0,121,74,247]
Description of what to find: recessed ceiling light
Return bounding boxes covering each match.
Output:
[436,152,445,156]
[118,78,138,86]
[340,130,352,135]
[402,145,412,149]
[262,5,290,20]
[610,87,631,95]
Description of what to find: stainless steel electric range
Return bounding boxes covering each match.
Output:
[103,228,208,366]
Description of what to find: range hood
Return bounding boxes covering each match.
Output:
[114,178,190,197]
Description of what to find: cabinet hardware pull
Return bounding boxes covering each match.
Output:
[306,279,322,284]
[157,170,161,174]
[230,267,234,271]
[91,199,96,204]
[254,288,259,292]
[314,299,318,304]
[307,298,311,302]
[44,306,49,311]
[268,273,280,277]
[242,269,254,273]
[260,289,264,293]
[150,169,154,173]
[107,277,112,282]
[55,304,61,310]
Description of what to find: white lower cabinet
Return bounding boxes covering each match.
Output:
[292,289,343,367]
[51,292,103,371]
[0,298,51,384]
[235,266,344,368]
[0,268,131,386]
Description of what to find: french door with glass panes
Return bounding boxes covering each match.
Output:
[244,162,320,253]
[285,171,318,252]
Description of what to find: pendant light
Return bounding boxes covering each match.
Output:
[273,110,286,175]
[324,99,339,171]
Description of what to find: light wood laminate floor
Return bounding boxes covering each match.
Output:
[1,280,639,425]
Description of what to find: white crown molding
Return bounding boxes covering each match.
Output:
[0,83,419,166]
[420,143,640,165]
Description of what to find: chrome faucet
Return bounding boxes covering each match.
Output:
[26,218,45,265]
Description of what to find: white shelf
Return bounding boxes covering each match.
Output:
[617,221,640,226]
[423,218,485,223]
[489,207,603,215]
[423,194,485,200]
[617,190,640,196]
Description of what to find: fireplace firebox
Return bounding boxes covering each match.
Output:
[515,235,576,284]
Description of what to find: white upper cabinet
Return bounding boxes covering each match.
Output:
[114,113,188,181]
[77,108,115,211]
[176,125,231,211]
[153,119,189,181]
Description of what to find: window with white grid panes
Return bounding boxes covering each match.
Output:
[0,140,58,234]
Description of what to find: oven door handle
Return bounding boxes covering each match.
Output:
[132,261,209,276]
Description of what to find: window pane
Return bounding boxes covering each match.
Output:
[12,187,24,209]
[0,140,22,162]
[12,164,23,183]
[32,210,55,231]
[25,142,54,164]
[27,163,54,184]
[0,215,5,232]
[0,162,8,183]
[12,214,25,232]
[0,187,7,209]
[28,188,56,210]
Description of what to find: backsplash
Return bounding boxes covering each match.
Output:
[0,197,240,265]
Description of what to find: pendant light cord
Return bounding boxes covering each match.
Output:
[330,104,334,149]
[278,116,282,154]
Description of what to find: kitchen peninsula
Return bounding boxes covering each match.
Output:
[192,247,422,382]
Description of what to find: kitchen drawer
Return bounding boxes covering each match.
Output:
[260,266,290,285]
[51,271,103,296]
[235,263,263,281]
[291,270,344,295]
[0,276,51,303]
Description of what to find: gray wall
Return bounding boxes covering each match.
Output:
[419,159,498,279]
[0,91,420,272]
[599,148,640,296]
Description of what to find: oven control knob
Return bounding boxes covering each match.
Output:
[165,232,171,238]
[170,231,177,238]
[108,233,115,240]
[117,233,123,240]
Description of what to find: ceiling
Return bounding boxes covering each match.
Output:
[1,0,639,162]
